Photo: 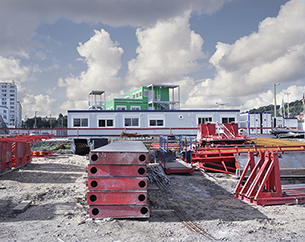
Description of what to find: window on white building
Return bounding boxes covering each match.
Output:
[73,118,88,127]
[124,117,139,127]
[98,119,114,127]
[221,117,235,123]
[149,119,164,126]
[198,117,212,124]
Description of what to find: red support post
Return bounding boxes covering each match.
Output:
[234,150,305,205]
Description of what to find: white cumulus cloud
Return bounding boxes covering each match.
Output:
[185,0,305,110]
[0,0,230,55]
[59,29,124,101]
[21,94,58,118]
[126,12,205,95]
[0,56,31,82]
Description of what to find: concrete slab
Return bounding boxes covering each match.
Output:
[93,141,148,153]
[13,200,32,213]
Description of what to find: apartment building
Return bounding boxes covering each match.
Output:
[0,80,21,127]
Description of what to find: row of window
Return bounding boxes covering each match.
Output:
[1,85,15,88]
[2,110,14,114]
[73,117,235,128]
[125,90,145,99]
[116,105,140,111]
[2,102,15,105]
[73,117,164,128]
[1,94,15,97]
[198,117,235,124]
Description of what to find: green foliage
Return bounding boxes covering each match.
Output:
[23,113,68,128]
[248,99,304,117]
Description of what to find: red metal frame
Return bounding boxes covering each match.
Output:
[0,141,12,173]
[188,144,305,175]
[191,150,237,174]
[0,134,53,173]
[234,151,305,205]
[197,123,251,146]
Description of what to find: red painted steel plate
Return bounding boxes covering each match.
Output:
[88,205,150,218]
[87,177,148,191]
[86,191,148,205]
[90,151,149,165]
[87,164,146,177]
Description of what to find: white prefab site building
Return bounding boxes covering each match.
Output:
[239,112,272,135]
[67,109,241,137]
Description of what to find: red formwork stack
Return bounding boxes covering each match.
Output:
[86,140,150,218]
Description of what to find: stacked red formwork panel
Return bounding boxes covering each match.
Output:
[86,140,150,218]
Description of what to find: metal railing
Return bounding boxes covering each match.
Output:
[0,126,299,139]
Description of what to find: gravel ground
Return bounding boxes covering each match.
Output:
[1,153,305,242]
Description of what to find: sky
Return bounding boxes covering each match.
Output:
[1,0,305,119]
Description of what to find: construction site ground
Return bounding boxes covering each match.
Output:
[1,138,305,241]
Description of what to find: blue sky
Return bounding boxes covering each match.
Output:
[1,0,304,118]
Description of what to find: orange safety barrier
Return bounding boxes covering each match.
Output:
[31,151,54,157]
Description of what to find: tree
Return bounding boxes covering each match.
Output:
[248,99,304,118]
[22,114,68,128]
